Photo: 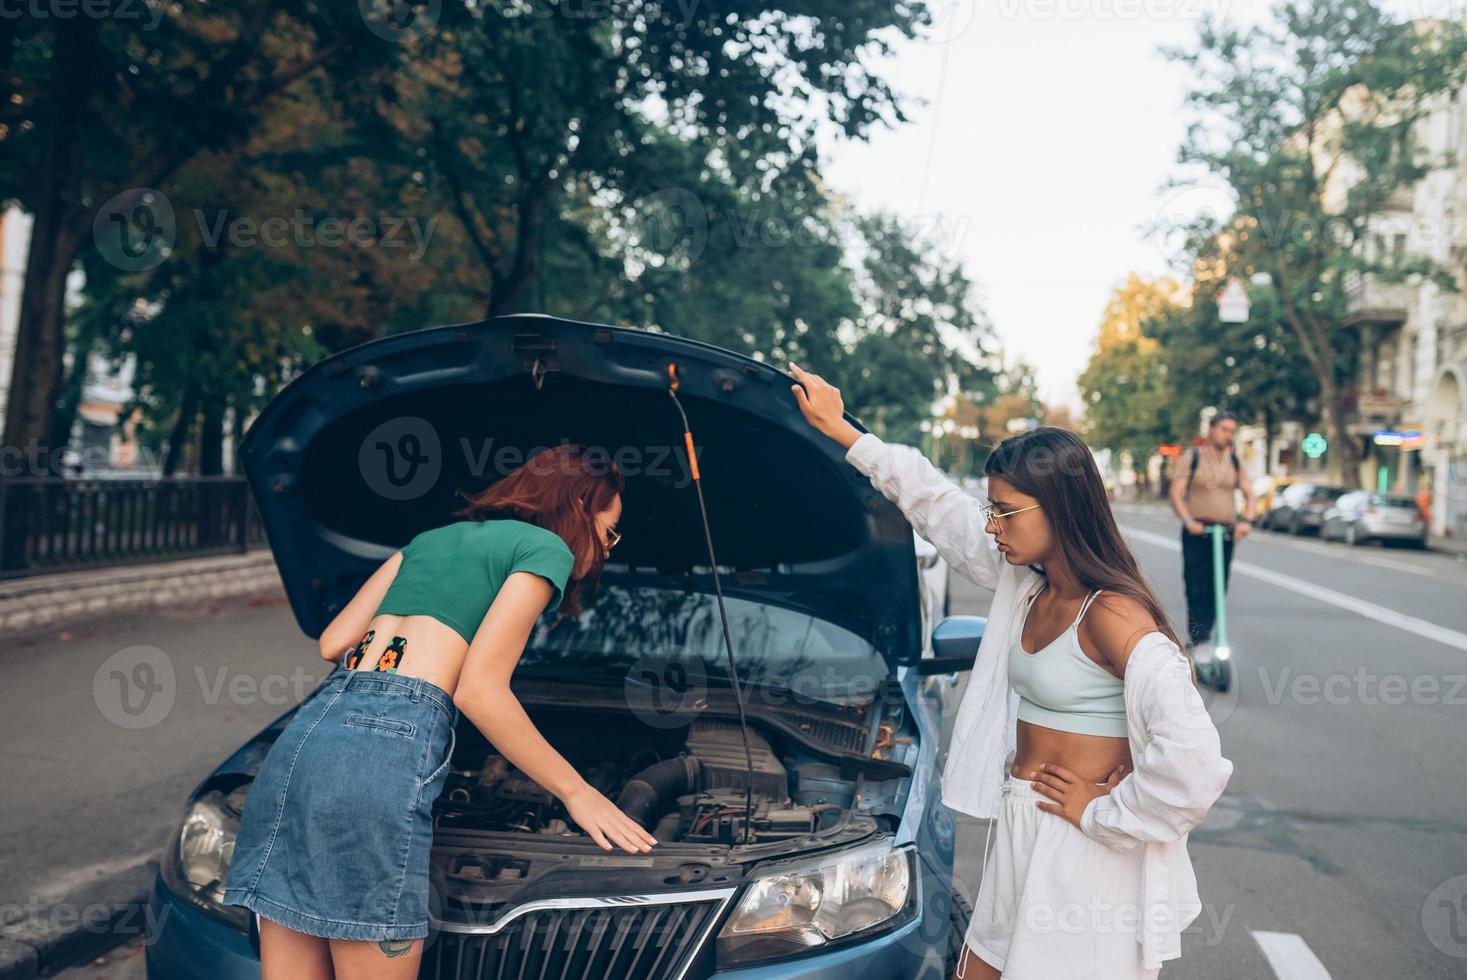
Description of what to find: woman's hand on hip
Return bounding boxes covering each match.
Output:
[1029,762,1127,829]
[789,363,861,450]
[562,783,659,854]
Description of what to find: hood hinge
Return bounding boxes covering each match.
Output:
[512,333,559,391]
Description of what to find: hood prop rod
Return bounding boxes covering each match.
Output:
[665,362,757,845]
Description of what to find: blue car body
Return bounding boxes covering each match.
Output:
[145,316,985,980]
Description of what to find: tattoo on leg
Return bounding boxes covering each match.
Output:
[378,938,413,957]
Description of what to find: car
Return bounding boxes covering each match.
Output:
[914,530,952,626]
[1253,474,1304,528]
[1322,491,1428,547]
[144,314,985,980]
[1256,475,1307,529]
[1284,483,1349,535]
[1268,481,1347,535]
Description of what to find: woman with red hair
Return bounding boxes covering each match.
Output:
[222,443,656,980]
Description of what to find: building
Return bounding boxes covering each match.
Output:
[1322,62,1467,538]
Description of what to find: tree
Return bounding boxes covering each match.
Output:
[1078,274,1188,460]
[396,2,927,319]
[839,211,1001,445]
[1161,0,1467,484]
[0,2,390,473]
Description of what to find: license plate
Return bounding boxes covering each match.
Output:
[1386,511,1412,524]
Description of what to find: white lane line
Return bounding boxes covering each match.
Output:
[1120,524,1467,653]
[1275,538,1437,576]
[1113,508,1443,578]
[1251,930,1332,980]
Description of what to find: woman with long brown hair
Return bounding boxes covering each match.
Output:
[788,365,1233,980]
[222,443,657,980]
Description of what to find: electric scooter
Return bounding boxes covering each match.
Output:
[1193,522,1234,692]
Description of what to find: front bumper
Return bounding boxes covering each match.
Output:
[143,858,949,980]
[144,874,259,980]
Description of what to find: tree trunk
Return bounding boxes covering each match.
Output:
[1320,389,1361,489]
[486,185,547,317]
[163,389,197,477]
[198,398,225,476]
[1,18,94,476]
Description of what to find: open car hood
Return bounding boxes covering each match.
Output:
[237,314,926,666]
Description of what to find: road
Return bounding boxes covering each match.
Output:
[21,499,1467,979]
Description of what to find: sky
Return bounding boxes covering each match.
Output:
[817,0,1453,415]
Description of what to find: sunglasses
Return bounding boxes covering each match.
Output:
[981,501,1041,525]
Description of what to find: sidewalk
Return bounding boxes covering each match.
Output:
[0,550,282,637]
[1111,493,1467,557]
[0,551,289,980]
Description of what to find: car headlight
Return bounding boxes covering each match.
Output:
[716,842,918,967]
[160,783,250,929]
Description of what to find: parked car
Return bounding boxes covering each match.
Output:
[145,315,982,980]
[1322,492,1429,547]
[1254,475,1307,528]
[1269,482,1348,535]
[1265,481,1315,532]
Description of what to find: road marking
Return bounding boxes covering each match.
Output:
[1120,524,1467,653]
[1113,507,1443,577]
[1273,537,1437,576]
[1251,930,1332,980]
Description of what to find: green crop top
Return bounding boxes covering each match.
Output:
[372,519,576,645]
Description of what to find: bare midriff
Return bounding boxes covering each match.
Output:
[339,613,472,699]
[1010,722,1133,785]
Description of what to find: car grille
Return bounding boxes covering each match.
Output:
[422,892,732,980]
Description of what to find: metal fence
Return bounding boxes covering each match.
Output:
[0,476,269,579]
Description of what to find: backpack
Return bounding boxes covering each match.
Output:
[1185,446,1240,499]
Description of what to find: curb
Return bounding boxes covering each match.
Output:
[0,859,159,980]
[0,551,283,636]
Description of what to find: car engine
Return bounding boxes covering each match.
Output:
[431,717,855,846]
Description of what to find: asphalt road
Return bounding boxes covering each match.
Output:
[19,499,1467,979]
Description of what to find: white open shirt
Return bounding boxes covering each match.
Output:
[845,431,1235,970]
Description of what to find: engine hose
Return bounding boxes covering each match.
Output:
[616,755,701,830]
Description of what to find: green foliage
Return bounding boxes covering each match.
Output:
[1158,0,1467,482]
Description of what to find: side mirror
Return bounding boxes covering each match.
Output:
[917,615,987,675]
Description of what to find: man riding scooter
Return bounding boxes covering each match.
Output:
[1169,411,1256,677]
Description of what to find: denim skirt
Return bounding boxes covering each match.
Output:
[220,664,459,941]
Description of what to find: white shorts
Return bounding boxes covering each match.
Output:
[962,771,1161,980]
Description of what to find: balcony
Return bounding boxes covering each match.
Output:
[1341,385,1403,436]
[1343,271,1412,327]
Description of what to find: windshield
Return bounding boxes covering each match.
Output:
[520,584,889,707]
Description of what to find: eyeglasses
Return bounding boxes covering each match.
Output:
[981,502,1040,525]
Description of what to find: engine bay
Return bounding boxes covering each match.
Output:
[432,712,863,847]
